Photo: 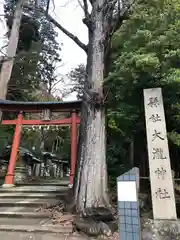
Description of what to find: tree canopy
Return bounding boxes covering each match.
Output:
[105,0,180,177]
[0,0,62,154]
[68,0,180,181]
[3,0,61,101]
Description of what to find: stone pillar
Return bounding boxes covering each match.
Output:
[32,164,36,177]
[28,166,31,176]
[60,163,63,178]
[34,164,37,177]
[14,157,28,184]
[54,164,57,178]
[143,88,177,220]
[40,163,44,177]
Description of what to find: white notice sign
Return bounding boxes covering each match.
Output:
[117,181,137,202]
[144,88,177,220]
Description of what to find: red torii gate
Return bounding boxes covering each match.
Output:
[0,100,82,187]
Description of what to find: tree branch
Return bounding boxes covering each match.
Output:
[77,0,89,17]
[51,78,63,89]
[45,0,51,13]
[105,0,133,38]
[89,0,94,5]
[77,0,92,29]
[83,0,89,18]
[45,13,88,53]
[26,5,88,53]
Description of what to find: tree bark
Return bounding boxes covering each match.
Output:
[75,0,109,213]
[0,0,23,99]
[0,0,23,122]
[41,0,130,213]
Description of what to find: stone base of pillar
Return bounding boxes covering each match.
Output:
[142,219,179,240]
[2,183,15,188]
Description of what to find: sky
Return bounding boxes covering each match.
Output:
[50,0,88,100]
[52,0,87,74]
[0,0,88,100]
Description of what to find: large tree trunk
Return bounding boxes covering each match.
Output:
[75,0,109,213]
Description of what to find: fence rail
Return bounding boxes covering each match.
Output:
[140,176,180,181]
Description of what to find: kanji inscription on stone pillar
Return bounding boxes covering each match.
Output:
[144,88,177,220]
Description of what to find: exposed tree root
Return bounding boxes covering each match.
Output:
[73,207,118,237]
[82,207,114,222]
[43,191,118,237]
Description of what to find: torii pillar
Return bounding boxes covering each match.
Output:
[69,111,77,187]
[3,112,23,188]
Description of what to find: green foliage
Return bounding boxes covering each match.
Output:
[21,126,71,160]
[65,0,180,184]
[0,0,61,154]
[7,43,42,101]
[5,0,40,52]
[4,0,61,101]
[105,0,180,180]
[0,126,14,155]
[68,64,86,99]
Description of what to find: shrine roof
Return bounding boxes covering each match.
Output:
[0,99,82,112]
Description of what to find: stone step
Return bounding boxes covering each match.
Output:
[0,206,39,213]
[16,180,69,186]
[0,211,50,219]
[0,182,75,239]
[0,224,73,234]
[0,198,60,207]
[0,192,66,199]
[0,186,69,193]
[0,232,88,240]
[0,217,48,225]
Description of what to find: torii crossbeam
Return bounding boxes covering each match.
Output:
[0,99,82,187]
